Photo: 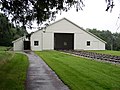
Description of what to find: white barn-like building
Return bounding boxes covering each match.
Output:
[12,18,106,51]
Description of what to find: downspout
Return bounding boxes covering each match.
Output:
[41,31,43,51]
[42,27,47,51]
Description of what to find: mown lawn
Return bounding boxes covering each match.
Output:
[0,51,29,90]
[87,50,120,56]
[36,51,120,90]
[0,46,11,51]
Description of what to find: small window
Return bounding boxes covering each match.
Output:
[87,41,90,46]
[34,41,39,46]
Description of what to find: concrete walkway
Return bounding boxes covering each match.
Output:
[25,51,69,90]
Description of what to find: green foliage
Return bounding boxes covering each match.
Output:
[112,33,120,51]
[1,0,84,26]
[88,29,120,51]
[0,52,29,90]
[0,0,113,26]
[0,13,12,46]
[11,26,28,40]
[36,51,120,90]
[0,13,28,46]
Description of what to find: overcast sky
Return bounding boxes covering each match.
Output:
[27,0,120,33]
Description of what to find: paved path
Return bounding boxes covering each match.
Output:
[25,51,69,90]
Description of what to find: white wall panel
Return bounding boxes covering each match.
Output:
[43,32,54,50]
[30,18,105,51]
[13,39,24,51]
[30,30,43,51]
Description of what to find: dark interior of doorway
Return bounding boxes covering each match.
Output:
[54,33,74,50]
[24,41,30,50]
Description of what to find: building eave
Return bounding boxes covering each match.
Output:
[63,18,107,44]
[30,17,107,44]
[12,36,25,43]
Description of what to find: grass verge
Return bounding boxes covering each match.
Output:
[36,50,120,90]
[87,50,120,56]
[0,46,11,51]
[0,52,29,90]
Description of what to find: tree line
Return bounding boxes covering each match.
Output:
[0,13,28,46]
[88,29,120,51]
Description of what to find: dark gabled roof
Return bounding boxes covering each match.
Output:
[32,18,106,43]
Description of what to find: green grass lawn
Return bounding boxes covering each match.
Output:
[87,50,120,56]
[0,51,29,90]
[36,51,120,90]
[0,46,11,51]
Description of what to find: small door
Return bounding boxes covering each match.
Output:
[24,41,30,50]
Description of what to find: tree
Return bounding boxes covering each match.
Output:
[0,13,28,46]
[0,13,12,46]
[105,0,114,12]
[0,0,114,27]
[112,33,120,50]
[88,28,120,51]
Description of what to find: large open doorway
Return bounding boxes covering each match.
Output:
[24,41,30,50]
[54,33,74,50]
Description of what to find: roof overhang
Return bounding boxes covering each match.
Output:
[12,36,25,43]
